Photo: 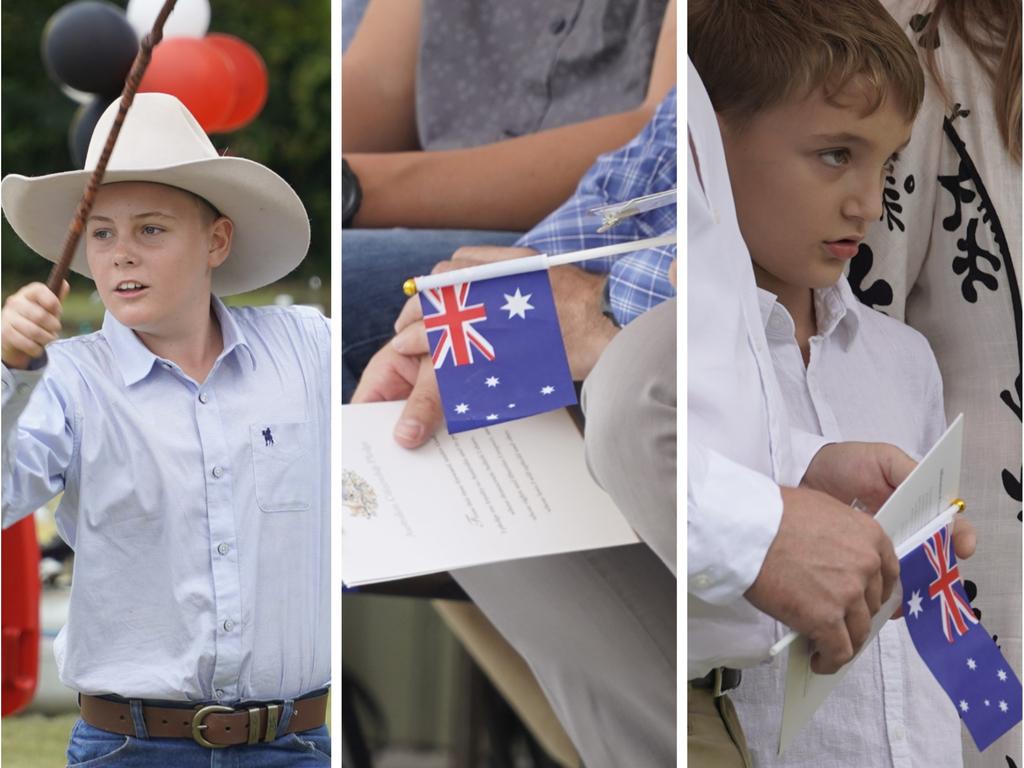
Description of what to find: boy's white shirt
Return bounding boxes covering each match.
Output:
[729,278,962,767]
[1,297,330,702]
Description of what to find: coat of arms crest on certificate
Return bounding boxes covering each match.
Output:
[342,469,378,519]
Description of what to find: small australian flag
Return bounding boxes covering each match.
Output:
[900,523,1022,750]
[419,268,576,434]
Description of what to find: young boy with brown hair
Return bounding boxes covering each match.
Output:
[1,94,330,766]
[691,1,965,764]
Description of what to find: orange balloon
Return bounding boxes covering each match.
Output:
[138,37,237,132]
[205,34,268,133]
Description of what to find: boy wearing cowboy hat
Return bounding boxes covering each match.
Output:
[1,94,330,766]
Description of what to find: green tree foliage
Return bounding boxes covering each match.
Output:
[1,0,330,286]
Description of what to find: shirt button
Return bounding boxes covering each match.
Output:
[217,542,230,556]
[223,619,234,632]
[215,689,225,698]
[892,725,905,741]
[549,17,566,34]
[16,383,30,395]
[212,466,224,479]
[198,392,209,404]
[694,573,711,588]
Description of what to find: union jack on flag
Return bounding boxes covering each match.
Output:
[923,527,980,643]
[418,269,576,434]
[423,283,495,368]
[901,523,1022,750]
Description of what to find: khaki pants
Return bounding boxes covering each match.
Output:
[687,683,752,768]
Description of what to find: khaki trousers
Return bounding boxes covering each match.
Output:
[687,683,753,768]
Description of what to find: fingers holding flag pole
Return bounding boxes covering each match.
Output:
[402,232,677,296]
[769,498,970,658]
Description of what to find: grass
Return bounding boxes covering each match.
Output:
[1,712,77,767]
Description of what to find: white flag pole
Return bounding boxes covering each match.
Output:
[403,232,677,296]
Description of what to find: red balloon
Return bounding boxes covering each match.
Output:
[205,34,268,133]
[138,37,237,132]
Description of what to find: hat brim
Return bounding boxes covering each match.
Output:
[1,157,311,297]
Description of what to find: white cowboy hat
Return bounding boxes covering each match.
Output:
[1,93,310,296]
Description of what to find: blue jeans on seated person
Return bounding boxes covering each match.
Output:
[341,228,523,402]
[65,714,330,767]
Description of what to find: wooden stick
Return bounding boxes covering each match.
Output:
[46,0,178,295]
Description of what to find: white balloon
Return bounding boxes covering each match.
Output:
[126,0,210,40]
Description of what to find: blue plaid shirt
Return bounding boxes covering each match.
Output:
[517,88,676,326]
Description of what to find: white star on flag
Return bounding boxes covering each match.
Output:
[1000,700,1009,713]
[985,700,991,707]
[485,376,500,388]
[454,403,469,414]
[486,414,498,421]
[960,700,969,712]
[540,385,555,395]
[967,658,977,670]
[501,288,534,319]
[907,590,924,619]
[998,669,1008,682]
[508,403,516,408]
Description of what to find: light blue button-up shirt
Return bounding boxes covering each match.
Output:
[1,298,330,702]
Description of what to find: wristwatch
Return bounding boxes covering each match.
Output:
[341,158,362,228]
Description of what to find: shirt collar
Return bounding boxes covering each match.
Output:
[102,297,255,386]
[756,279,862,343]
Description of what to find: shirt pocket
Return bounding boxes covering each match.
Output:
[249,421,314,512]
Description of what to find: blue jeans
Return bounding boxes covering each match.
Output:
[65,716,330,767]
[341,228,523,401]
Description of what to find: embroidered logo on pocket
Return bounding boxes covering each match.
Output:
[250,421,314,512]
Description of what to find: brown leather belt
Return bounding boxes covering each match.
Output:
[79,690,328,749]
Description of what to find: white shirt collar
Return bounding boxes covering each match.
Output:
[756,278,863,344]
[101,296,255,386]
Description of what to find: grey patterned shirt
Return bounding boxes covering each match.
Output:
[416,0,668,150]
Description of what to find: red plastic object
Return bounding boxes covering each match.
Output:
[138,37,238,133]
[2,515,40,717]
[205,34,269,133]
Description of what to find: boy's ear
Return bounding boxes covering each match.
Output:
[207,216,234,269]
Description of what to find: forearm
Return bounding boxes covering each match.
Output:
[348,106,657,231]
[341,0,421,153]
[2,363,66,529]
[341,62,419,153]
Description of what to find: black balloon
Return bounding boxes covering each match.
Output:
[43,1,137,97]
[69,96,114,168]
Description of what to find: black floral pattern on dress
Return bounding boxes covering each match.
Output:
[847,243,893,311]
[882,170,907,232]
[940,106,1023,544]
[953,218,1002,301]
[964,579,982,620]
[909,13,941,49]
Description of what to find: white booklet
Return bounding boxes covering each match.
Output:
[779,414,965,753]
[341,402,639,586]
